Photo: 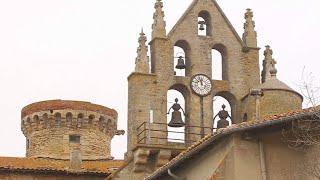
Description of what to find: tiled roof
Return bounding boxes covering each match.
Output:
[146,106,320,179]
[0,157,123,175]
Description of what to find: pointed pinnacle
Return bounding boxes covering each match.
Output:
[140,28,145,36]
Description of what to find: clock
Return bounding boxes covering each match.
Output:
[190,74,212,96]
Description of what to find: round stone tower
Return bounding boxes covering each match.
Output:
[21,100,118,160]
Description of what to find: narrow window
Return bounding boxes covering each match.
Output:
[243,113,248,122]
[212,49,222,80]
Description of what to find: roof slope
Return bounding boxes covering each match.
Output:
[0,157,123,175]
[146,106,320,179]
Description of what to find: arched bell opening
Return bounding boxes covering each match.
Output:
[198,11,212,36]
[167,84,190,144]
[212,44,228,80]
[213,91,237,129]
[173,40,191,77]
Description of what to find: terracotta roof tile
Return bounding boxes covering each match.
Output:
[0,157,124,175]
[146,105,320,179]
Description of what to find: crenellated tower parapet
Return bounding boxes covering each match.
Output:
[21,100,121,160]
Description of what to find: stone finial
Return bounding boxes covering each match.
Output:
[242,8,257,47]
[152,0,166,39]
[135,28,150,73]
[261,45,277,83]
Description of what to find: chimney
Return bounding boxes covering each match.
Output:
[250,89,264,120]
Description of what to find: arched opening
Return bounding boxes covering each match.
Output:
[66,112,72,125]
[77,113,84,127]
[54,113,61,126]
[167,89,185,143]
[212,44,227,80]
[174,40,191,77]
[212,49,222,80]
[198,11,212,36]
[213,97,231,129]
[243,113,248,122]
[88,114,95,125]
[213,92,237,129]
[99,116,105,130]
[33,115,39,124]
[42,113,48,127]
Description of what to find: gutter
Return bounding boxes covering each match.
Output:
[146,110,320,180]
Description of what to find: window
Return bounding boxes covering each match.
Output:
[69,135,80,144]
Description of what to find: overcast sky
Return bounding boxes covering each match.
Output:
[0,0,319,159]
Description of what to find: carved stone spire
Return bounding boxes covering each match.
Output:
[242,8,257,48]
[152,0,166,39]
[261,45,277,83]
[135,29,150,73]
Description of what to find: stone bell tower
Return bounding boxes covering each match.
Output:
[112,0,301,179]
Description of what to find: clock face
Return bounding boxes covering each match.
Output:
[190,74,212,96]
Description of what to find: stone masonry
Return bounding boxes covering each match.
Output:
[21,100,119,160]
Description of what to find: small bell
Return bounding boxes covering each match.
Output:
[198,21,206,31]
[167,98,185,128]
[175,56,186,69]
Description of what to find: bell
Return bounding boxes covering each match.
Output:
[175,56,186,69]
[168,111,185,127]
[198,21,205,31]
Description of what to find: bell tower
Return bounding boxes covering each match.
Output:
[113,0,264,179]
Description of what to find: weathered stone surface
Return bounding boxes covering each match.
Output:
[21,100,118,160]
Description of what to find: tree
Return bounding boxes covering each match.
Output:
[282,68,320,179]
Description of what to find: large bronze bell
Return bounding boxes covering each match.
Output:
[167,98,185,128]
[168,111,185,127]
[175,56,186,69]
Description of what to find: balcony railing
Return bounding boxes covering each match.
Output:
[137,121,215,146]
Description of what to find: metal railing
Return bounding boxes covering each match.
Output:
[137,121,215,146]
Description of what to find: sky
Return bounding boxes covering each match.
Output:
[0,0,319,159]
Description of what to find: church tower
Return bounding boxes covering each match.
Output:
[112,0,302,179]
